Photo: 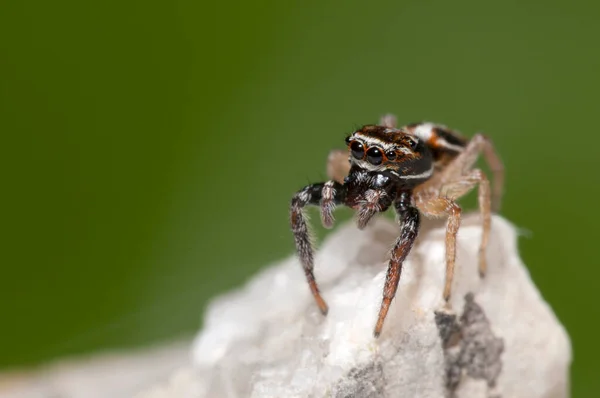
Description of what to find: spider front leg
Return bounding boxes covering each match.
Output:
[290,181,346,315]
[374,192,420,337]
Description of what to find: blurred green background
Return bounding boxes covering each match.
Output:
[1,0,598,395]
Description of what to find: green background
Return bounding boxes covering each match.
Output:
[1,0,598,395]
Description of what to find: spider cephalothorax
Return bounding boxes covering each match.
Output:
[290,114,503,337]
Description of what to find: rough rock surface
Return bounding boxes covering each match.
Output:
[141,214,572,398]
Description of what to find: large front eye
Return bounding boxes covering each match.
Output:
[350,141,365,159]
[367,147,383,165]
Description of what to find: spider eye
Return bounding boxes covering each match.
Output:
[350,141,365,159]
[385,150,397,161]
[407,138,418,150]
[345,136,351,145]
[367,147,383,165]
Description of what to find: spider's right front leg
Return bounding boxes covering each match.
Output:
[290,181,346,315]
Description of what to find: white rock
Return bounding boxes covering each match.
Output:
[0,342,189,398]
[142,214,572,398]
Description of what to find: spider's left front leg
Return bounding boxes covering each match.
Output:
[291,180,347,315]
[374,191,420,337]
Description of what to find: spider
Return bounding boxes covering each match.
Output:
[290,114,504,337]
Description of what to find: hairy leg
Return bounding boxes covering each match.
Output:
[440,169,491,277]
[374,193,420,337]
[291,181,346,315]
[415,194,462,301]
[379,113,398,128]
[326,149,350,185]
[440,133,504,212]
[478,135,504,212]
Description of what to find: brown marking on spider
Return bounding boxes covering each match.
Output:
[290,114,504,337]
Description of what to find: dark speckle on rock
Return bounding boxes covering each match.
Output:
[334,362,385,398]
[435,293,504,397]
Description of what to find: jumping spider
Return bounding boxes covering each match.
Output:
[290,114,504,337]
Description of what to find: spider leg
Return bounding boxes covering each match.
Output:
[414,193,462,302]
[290,181,346,315]
[326,149,350,184]
[440,169,491,277]
[476,135,503,212]
[374,192,420,337]
[442,134,504,212]
[379,114,398,128]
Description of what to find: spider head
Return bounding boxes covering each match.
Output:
[345,125,434,183]
[345,125,423,166]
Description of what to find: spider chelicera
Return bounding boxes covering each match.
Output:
[290,114,504,337]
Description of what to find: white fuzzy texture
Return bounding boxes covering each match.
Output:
[141,214,572,398]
